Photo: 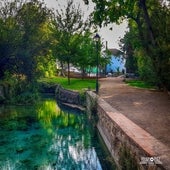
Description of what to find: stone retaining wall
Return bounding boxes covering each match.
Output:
[55,85,81,105]
[0,84,5,103]
[86,91,170,170]
[0,83,11,103]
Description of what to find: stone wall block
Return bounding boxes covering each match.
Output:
[55,85,81,105]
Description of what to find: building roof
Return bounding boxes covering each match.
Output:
[108,48,123,56]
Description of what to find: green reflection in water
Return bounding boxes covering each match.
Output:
[0,98,116,170]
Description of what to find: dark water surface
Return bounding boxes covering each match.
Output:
[0,98,116,170]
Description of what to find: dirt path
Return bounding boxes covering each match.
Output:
[99,77,170,148]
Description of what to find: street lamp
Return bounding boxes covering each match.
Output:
[93,33,100,94]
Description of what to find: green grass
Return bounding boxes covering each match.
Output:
[125,79,156,89]
[39,77,96,91]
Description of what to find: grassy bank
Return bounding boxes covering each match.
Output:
[39,77,96,91]
[125,79,156,89]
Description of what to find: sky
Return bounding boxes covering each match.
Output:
[42,0,128,49]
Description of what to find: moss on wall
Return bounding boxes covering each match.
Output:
[119,143,139,170]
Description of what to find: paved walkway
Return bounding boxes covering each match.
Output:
[99,77,170,149]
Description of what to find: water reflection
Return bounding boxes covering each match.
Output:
[0,98,115,170]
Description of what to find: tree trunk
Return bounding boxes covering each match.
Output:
[139,0,165,89]
[67,60,70,85]
[81,66,85,79]
[139,0,156,47]
[60,61,65,77]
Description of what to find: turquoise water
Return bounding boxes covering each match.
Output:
[0,98,116,170]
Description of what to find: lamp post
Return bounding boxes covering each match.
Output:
[93,33,100,94]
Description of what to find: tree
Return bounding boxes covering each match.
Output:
[86,0,170,90]
[0,0,54,104]
[119,25,138,74]
[0,0,52,82]
[0,0,21,78]
[52,0,89,85]
[73,31,96,78]
[15,0,52,82]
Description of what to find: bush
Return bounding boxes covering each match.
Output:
[15,91,39,105]
[136,50,157,85]
[1,73,40,105]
